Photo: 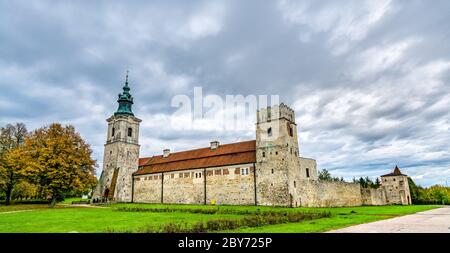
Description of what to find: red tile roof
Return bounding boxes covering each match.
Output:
[135,140,256,175]
[138,157,152,167]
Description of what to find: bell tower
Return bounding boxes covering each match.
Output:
[93,72,141,202]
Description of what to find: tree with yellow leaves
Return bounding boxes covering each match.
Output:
[20,123,97,207]
[0,123,28,205]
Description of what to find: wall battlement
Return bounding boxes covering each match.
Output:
[257,103,296,124]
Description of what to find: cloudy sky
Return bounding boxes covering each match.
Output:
[1,0,449,186]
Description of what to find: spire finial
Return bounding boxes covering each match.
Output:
[115,70,134,116]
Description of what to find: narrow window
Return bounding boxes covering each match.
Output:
[287,122,293,137]
[267,127,272,137]
[306,168,310,178]
[271,169,274,174]
[128,127,132,137]
[294,181,296,188]
[112,127,115,137]
[275,151,278,155]
[262,152,266,158]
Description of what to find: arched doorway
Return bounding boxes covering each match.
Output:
[103,188,110,198]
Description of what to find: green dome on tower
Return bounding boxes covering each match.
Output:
[114,71,134,116]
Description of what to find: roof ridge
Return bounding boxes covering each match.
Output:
[144,150,256,167]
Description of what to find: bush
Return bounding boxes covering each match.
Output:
[110,210,331,233]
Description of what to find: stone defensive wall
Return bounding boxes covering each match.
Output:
[133,163,256,205]
[297,180,364,207]
[133,165,391,207]
[361,187,388,206]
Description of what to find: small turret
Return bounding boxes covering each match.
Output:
[380,166,411,205]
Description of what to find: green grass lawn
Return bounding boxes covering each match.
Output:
[0,205,241,233]
[0,203,440,233]
[223,205,440,233]
[59,197,87,204]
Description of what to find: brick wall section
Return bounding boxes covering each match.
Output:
[163,169,204,204]
[132,163,256,205]
[206,164,255,205]
[297,180,363,207]
[133,173,162,203]
[361,188,388,206]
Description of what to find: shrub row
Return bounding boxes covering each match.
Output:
[115,206,221,214]
[0,199,50,205]
[107,211,331,233]
[114,206,317,216]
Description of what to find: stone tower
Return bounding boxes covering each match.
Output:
[93,73,141,202]
[380,166,411,205]
[255,103,301,207]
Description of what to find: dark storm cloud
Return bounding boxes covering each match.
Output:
[1,0,449,186]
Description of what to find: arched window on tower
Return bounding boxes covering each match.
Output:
[128,127,132,137]
[112,127,115,137]
[267,127,272,137]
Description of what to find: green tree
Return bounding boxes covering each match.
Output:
[318,169,346,182]
[358,177,366,188]
[318,169,332,181]
[374,177,381,188]
[429,185,449,205]
[408,177,421,204]
[20,123,97,207]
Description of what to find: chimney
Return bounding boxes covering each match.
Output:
[210,141,219,150]
[163,149,170,158]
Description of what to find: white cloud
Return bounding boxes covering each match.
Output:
[351,38,420,79]
[177,3,225,40]
[278,0,394,55]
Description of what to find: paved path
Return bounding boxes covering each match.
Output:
[329,207,450,233]
[60,204,108,208]
[0,210,34,215]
